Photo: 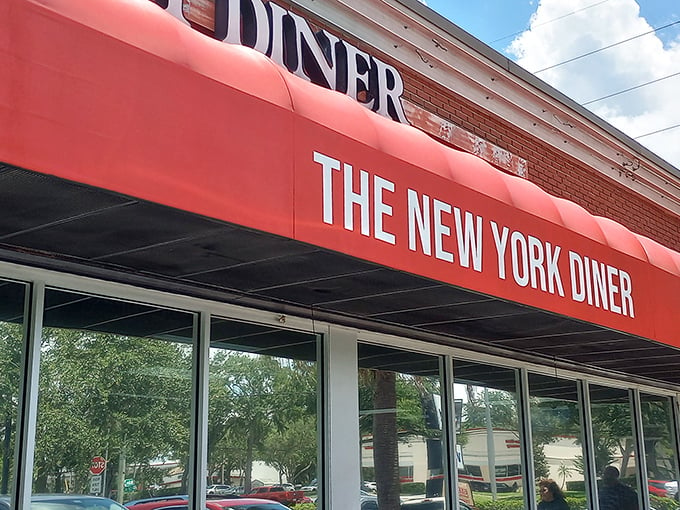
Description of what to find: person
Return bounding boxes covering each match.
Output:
[598,466,639,510]
[538,479,569,510]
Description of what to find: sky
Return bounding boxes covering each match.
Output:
[419,0,680,170]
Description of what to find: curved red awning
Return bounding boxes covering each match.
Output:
[1,0,679,346]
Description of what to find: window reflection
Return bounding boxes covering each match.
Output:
[0,281,26,498]
[589,385,641,510]
[641,394,679,504]
[35,290,195,503]
[453,361,522,508]
[358,344,444,510]
[208,318,319,505]
[529,374,586,509]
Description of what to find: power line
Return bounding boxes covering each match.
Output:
[490,0,610,44]
[582,71,680,105]
[533,19,680,74]
[634,123,680,140]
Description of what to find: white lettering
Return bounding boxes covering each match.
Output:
[313,151,341,224]
[345,45,373,108]
[374,176,396,245]
[511,231,529,287]
[490,221,509,280]
[569,251,586,302]
[569,251,634,318]
[546,243,564,296]
[591,259,608,310]
[372,58,408,123]
[287,11,339,89]
[620,270,635,318]
[433,199,454,263]
[408,190,431,255]
[607,265,622,314]
[220,0,269,54]
[528,235,546,291]
[343,164,370,236]
[268,2,290,68]
[454,209,483,272]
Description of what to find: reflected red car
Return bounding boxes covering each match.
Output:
[125,496,291,510]
[648,480,678,498]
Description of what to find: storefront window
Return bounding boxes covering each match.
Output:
[34,289,195,503]
[640,394,679,505]
[528,374,587,509]
[589,385,641,510]
[453,361,523,508]
[0,281,27,498]
[358,344,444,510]
[208,318,319,503]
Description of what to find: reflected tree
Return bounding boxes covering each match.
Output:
[34,329,192,498]
[208,353,311,492]
[0,323,23,494]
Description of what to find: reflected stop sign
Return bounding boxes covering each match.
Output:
[90,456,107,476]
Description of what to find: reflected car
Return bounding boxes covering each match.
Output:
[124,496,291,510]
[125,496,189,510]
[0,494,127,510]
[207,486,235,496]
[401,497,473,510]
[360,490,378,510]
[649,480,678,498]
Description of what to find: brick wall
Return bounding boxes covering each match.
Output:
[287,1,680,252]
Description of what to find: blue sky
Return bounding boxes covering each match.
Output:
[419,1,680,167]
[424,0,680,55]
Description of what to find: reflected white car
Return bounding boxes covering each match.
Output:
[0,494,127,510]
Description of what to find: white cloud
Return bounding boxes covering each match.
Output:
[508,0,680,169]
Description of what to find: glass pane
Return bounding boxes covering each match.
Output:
[358,344,444,510]
[34,289,195,505]
[641,394,679,506]
[590,385,641,510]
[454,361,523,509]
[208,318,319,505]
[0,281,27,499]
[529,373,587,510]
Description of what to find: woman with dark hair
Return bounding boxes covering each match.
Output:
[538,479,570,510]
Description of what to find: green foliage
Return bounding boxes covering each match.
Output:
[650,495,680,510]
[0,322,25,493]
[475,499,525,510]
[290,503,317,510]
[207,354,318,489]
[33,328,194,494]
[462,387,518,430]
[400,482,425,495]
[476,496,587,510]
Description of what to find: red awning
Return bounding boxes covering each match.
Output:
[1,0,679,347]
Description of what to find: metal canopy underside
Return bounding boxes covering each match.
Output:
[1,164,678,388]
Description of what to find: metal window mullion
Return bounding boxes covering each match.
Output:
[671,396,680,496]
[443,356,457,510]
[631,389,650,510]
[517,369,535,510]
[187,311,210,510]
[579,380,599,510]
[12,281,45,510]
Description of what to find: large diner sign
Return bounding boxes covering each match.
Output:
[3,0,679,347]
[154,0,409,123]
[153,0,530,177]
[306,150,635,319]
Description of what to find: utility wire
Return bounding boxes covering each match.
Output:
[582,71,680,105]
[634,123,680,140]
[533,19,680,73]
[490,0,610,44]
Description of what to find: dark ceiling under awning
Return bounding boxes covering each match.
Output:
[2,163,679,388]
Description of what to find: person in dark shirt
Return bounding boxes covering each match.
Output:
[598,466,640,510]
[538,479,569,510]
